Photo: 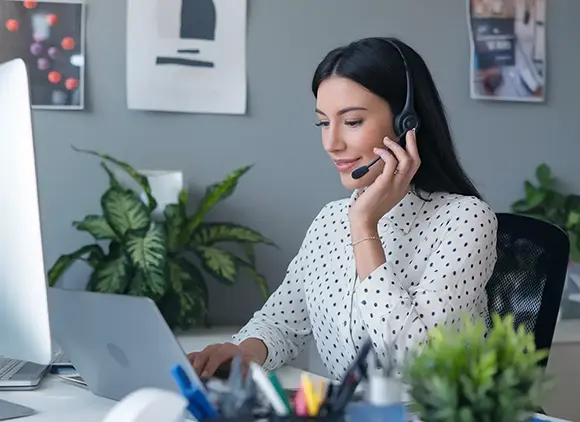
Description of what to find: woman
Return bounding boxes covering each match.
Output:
[189,36,498,380]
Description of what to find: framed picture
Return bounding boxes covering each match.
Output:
[0,0,86,110]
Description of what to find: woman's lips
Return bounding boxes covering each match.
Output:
[334,158,361,172]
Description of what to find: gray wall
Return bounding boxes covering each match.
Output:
[34,0,580,325]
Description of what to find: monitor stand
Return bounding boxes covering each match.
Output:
[0,399,35,420]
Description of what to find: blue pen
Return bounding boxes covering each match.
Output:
[170,364,219,421]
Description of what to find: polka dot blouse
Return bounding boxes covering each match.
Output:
[232,189,498,379]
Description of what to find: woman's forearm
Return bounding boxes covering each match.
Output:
[350,220,386,280]
[238,338,268,365]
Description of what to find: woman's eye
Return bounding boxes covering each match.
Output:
[345,120,362,127]
[315,121,329,127]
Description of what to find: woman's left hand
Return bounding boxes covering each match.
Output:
[348,129,421,230]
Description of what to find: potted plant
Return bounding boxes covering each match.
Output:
[47,147,277,330]
[510,163,580,262]
[403,314,551,422]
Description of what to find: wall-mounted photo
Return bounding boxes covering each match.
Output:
[126,0,247,115]
[0,0,85,110]
[467,0,546,102]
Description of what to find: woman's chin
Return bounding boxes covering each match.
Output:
[339,172,371,190]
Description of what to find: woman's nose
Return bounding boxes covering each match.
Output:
[323,126,346,153]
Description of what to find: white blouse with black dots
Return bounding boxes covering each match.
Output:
[232,189,498,379]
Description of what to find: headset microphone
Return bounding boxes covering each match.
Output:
[351,38,421,181]
[351,132,407,180]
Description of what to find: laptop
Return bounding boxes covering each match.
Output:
[47,287,205,402]
[0,359,49,390]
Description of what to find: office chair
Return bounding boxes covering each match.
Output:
[485,212,570,366]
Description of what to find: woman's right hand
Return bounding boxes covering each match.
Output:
[187,342,262,380]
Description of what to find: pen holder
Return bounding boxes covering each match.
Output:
[346,401,407,422]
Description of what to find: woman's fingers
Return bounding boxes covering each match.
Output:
[201,343,238,379]
[373,146,398,176]
[403,129,421,168]
[383,137,412,175]
[190,344,219,376]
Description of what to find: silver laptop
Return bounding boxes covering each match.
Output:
[0,359,49,390]
[47,287,205,402]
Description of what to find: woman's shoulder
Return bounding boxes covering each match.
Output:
[425,191,498,230]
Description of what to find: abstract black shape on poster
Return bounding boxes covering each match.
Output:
[180,0,216,40]
[156,0,215,68]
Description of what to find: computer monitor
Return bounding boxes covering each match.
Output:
[0,58,52,365]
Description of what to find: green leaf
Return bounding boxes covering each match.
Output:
[124,223,168,299]
[511,199,540,214]
[566,211,580,230]
[194,246,238,284]
[87,247,132,294]
[47,244,105,287]
[102,188,151,237]
[164,204,186,253]
[178,187,189,214]
[524,181,546,207]
[85,247,106,268]
[183,165,252,241]
[192,222,276,247]
[536,163,553,188]
[126,268,166,300]
[238,259,269,300]
[100,162,122,190]
[241,243,256,266]
[158,257,208,329]
[569,232,580,263]
[73,215,118,240]
[72,145,157,211]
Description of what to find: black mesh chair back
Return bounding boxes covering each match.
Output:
[485,213,569,364]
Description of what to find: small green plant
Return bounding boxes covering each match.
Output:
[47,147,276,330]
[511,163,580,262]
[403,314,551,422]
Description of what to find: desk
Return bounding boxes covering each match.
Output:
[0,330,570,422]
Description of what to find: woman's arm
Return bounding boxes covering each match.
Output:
[349,220,387,280]
[351,200,498,371]
[231,206,328,371]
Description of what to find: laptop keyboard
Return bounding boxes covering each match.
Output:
[0,358,26,380]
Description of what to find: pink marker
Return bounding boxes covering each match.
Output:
[294,388,308,416]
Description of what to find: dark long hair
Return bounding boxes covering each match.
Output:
[312,37,482,200]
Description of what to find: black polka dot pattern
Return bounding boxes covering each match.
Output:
[232,190,498,379]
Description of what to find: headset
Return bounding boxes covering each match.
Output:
[351,38,421,180]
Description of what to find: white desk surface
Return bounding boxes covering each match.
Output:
[0,329,570,422]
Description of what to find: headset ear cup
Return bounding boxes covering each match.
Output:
[394,113,420,138]
[394,113,405,138]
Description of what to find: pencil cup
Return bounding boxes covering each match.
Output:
[346,402,407,422]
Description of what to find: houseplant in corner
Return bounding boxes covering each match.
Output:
[511,163,580,318]
[510,163,580,261]
[403,313,551,422]
[47,147,277,330]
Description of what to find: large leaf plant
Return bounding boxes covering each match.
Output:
[511,163,580,262]
[47,147,276,330]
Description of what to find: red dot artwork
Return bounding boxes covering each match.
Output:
[5,19,19,32]
[23,1,37,9]
[46,14,58,26]
[65,78,78,91]
[48,71,61,84]
[61,37,75,50]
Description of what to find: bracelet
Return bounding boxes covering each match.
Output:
[351,236,381,247]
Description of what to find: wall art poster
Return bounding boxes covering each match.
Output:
[126,0,247,115]
[0,0,86,110]
[467,0,546,102]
